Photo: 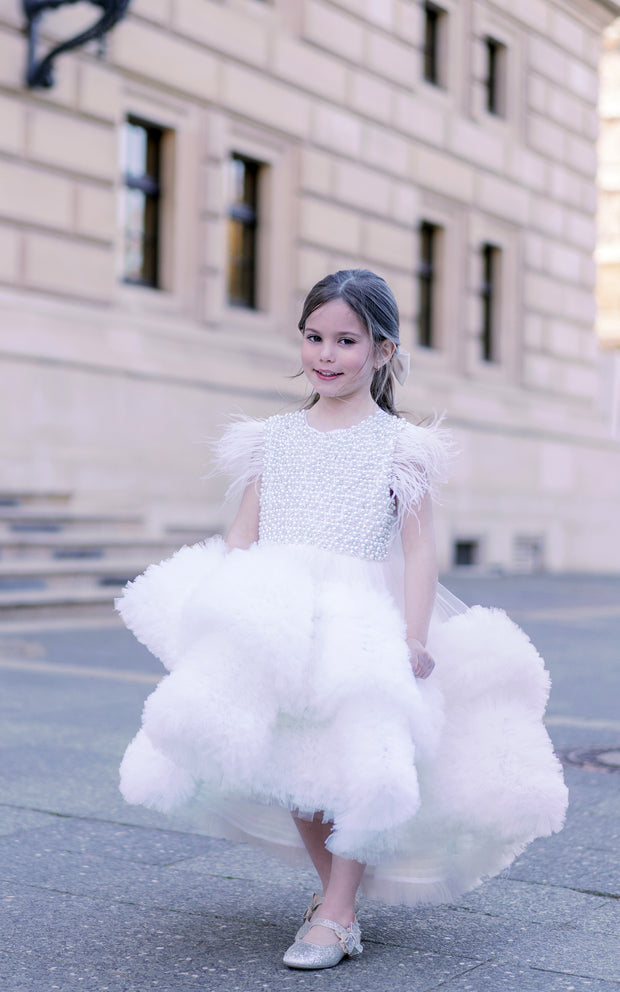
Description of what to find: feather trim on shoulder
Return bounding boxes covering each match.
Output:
[392,415,458,526]
[212,417,265,502]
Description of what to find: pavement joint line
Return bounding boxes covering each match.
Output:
[512,604,620,621]
[545,715,620,731]
[0,656,161,684]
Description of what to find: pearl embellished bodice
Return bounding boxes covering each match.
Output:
[259,410,404,561]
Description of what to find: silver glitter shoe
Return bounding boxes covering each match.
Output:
[282,917,363,970]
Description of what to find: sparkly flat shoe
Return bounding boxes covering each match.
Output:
[282,917,363,970]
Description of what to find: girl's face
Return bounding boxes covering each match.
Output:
[301,299,393,404]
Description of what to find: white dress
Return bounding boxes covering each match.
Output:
[117,409,568,906]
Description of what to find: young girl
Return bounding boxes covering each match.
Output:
[117,269,568,970]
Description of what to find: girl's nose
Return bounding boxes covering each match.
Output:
[319,341,334,362]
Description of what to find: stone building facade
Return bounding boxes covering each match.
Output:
[1,0,619,571]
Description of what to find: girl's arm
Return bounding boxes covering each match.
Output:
[225,481,260,550]
[400,492,438,679]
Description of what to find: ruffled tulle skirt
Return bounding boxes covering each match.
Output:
[117,537,568,906]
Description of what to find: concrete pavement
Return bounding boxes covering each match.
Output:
[1,573,619,991]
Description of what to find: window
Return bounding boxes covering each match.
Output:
[485,37,506,116]
[453,540,480,567]
[228,153,262,309]
[121,118,163,287]
[423,3,446,86]
[417,221,440,348]
[480,243,501,362]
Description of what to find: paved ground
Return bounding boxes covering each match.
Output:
[1,573,619,992]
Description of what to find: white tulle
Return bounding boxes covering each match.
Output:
[117,537,568,905]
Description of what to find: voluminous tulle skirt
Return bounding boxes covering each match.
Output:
[117,537,568,906]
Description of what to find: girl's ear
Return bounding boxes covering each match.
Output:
[375,339,396,370]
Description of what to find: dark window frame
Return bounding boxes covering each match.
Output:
[122,116,163,289]
[423,2,445,87]
[417,221,440,349]
[485,36,506,116]
[228,153,261,310]
[480,242,501,363]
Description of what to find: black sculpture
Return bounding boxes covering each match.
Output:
[23,0,131,88]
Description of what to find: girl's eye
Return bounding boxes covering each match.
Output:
[340,338,356,345]
[306,334,321,342]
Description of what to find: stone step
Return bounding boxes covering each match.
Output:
[0,506,143,535]
[0,557,154,591]
[0,587,121,624]
[0,491,71,510]
[0,532,187,561]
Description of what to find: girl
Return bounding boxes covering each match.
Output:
[117,269,567,971]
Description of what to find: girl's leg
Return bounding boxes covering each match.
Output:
[303,854,366,946]
[292,812,332,893]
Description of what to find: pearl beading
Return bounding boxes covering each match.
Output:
[259,410,403,562]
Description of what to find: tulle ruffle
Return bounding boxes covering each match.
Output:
[117,538,568,905]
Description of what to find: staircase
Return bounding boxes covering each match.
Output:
[0,492,210,625]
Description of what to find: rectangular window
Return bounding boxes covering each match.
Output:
[453,539,480,567]
[228,153,261,309]
[480,243,501,362]
[417,221,440,349]
[121,117,163,288]
[485,37,506,116]
[423,3,446,86]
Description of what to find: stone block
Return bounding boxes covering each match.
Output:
[221,64,311,139]
[525,234,544,270]
[527,114,567,161]
[335,0,395,30]
[528,37,568,85]
[547,320,582,359]
[396,0,422,45]
[333,160,391,215]
[548,164,582,207]
[299,197,361,254]
[527,74,547,115]
[300,148,332,196]
[475,174,530,225]
[507,146,546,192]
[413,147,475,202]
[450,118,504,172]
[547,85,586,132]
[303,1,364,64]
[363,217,414,269]
[567,59,598,102]
[77,63,122,123]
[0,160,73,229]
[348,70,393,124]
[28,110,116,181]
[111,18,219,101]
[25,232,115,300]
[566,133,597,178]
[549,9,585,58]
[0,224,20,282]
[174,0,268,68]
[525,272,566,316]
[75,184,117,241]
[0,27,25,88]
[530,195,565,237]
[298,245,332,292]
[562,362,598,399]
[565,210,597,250]
[523,352,556,389]
[562,284,596,323]
[274,36,347,103]
[366,30,415,88]
[130,0,170,22]
[546,241,583,283]
[393,92,446,146]
[312,104,362,157]
[390,182,419,226]
[0,93,24,155]
[363,123,410,177]
[512,0,550,32]
[523,312,544,349]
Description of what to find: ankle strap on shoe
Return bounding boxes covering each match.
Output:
[310,918,362,956]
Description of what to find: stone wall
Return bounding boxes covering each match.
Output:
[1,0,619,569]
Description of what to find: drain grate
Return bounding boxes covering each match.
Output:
[559,747,620,773]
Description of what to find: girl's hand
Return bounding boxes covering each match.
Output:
[407,638,435,679]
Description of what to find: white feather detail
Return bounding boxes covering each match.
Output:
[212,417,265,502]
[391,416,458,526]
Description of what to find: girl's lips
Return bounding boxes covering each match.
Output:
[315,369,342,379]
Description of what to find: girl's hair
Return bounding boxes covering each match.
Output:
[298,269,401,416]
